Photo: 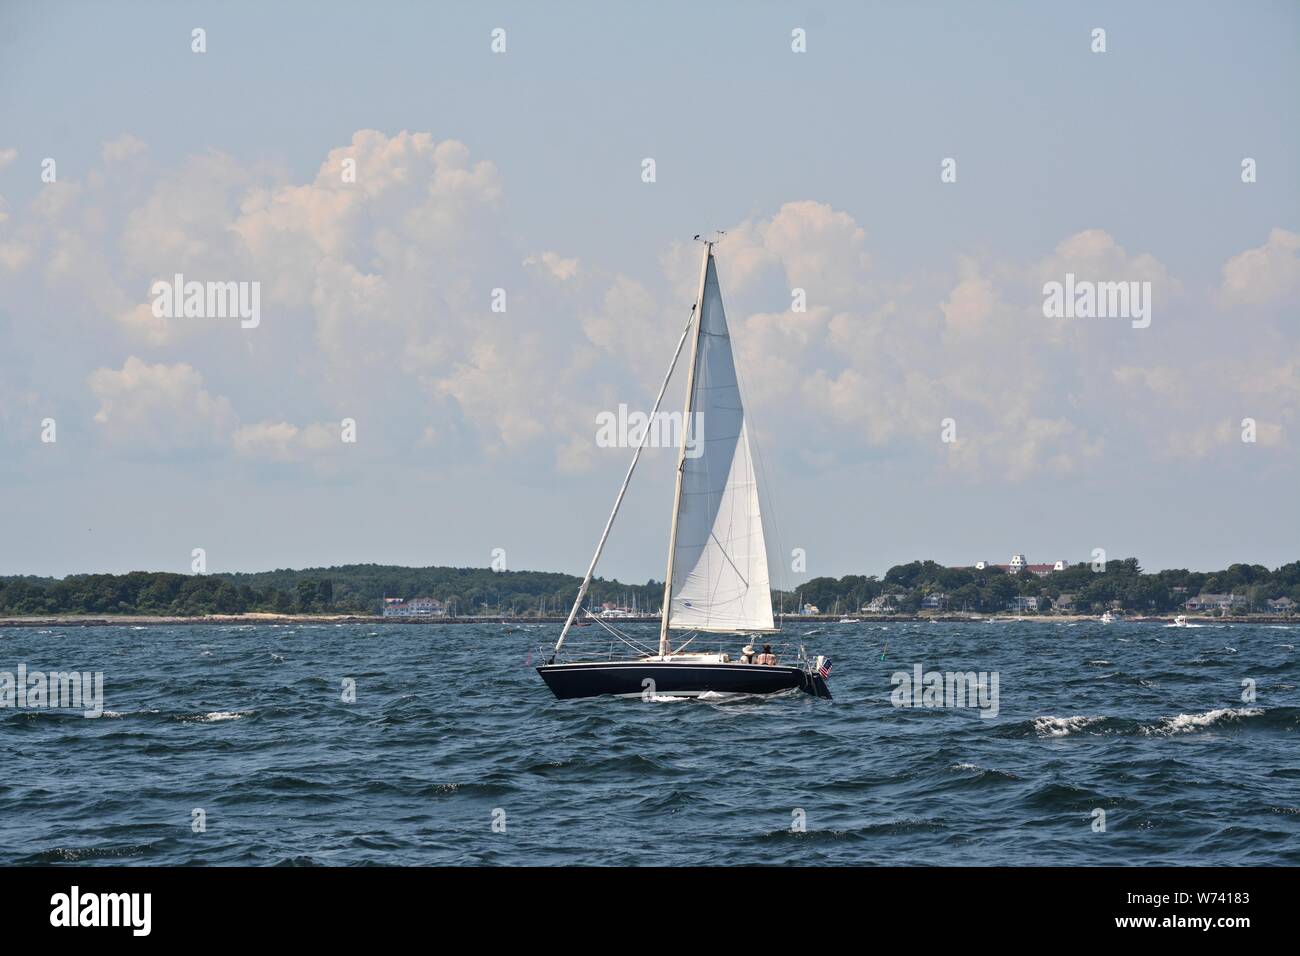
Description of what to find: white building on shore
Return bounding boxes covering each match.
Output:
[970,554,1067,577]
[382,596,448,618]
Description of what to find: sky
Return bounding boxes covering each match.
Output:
[0,0,1297,585]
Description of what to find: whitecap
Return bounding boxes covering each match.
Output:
[1033,715,1104,738]
[1143,707,1263,736]
[194,710,248,722]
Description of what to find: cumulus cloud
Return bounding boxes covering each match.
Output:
[101,134,147,164]
[525,251,579,281]
[7,129,566,461]
[945,415,1105,477]
[940,270,997,340]
[1113,353,1297,461]
[0,150,28,268]
[582,275,658,355]
[232,420,338,461]
[0,238,29,272]
[674,215,1135,478]
[435,329,554,452]
[4,130,1292,485]
[696,201,871,301]
[1172,419,1284,459]
[88,357,235,453]
[121,151,253,283]
[1219,228,1300,307]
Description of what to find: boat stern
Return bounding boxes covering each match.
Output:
[800,656,833,700]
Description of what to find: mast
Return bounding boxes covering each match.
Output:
[658,241,712,657]
[550,305,697,660]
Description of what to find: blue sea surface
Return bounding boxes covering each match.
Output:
[1,620,1297,865]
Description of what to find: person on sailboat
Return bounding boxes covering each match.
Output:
[740,644,756,664]
[755,644,778,666]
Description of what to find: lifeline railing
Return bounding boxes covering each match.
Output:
[539,621,811,668]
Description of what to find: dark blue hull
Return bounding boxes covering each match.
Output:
[537,660,831,700]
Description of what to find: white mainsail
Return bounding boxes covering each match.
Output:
[666,251,775,634]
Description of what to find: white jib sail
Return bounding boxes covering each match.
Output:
[668,253,775,633]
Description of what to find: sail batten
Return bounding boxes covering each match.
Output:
[666,251,774,634]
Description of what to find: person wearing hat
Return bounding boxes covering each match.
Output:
[755,644,778,666]
[740,644,756,664]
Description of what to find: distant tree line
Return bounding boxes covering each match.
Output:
[778,559,1300,615]
[0,564,661,617]
[2,559,1297,617]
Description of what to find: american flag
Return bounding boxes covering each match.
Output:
[818,657,832,679]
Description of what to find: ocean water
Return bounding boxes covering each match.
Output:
[1,620,1297,866]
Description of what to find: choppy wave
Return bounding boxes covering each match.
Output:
[2,620,1298,865]
[1142,707,1265,736]
[996,706,1297,740]
[178,710,252,723]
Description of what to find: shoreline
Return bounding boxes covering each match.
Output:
[1,613,1294,629]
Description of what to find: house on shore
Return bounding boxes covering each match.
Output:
[966,554,1068,577]
[382,596,448,618]
[864,594,902,613]
[1183,593,1245,612]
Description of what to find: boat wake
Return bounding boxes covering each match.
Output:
[697,687,803,705]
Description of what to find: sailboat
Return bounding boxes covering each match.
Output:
[537,240,832,701]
